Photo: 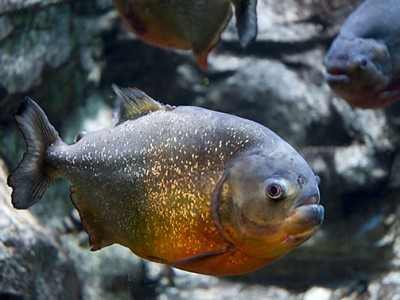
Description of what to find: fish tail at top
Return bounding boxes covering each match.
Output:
[233,0,258,48]
[7,97,60,209]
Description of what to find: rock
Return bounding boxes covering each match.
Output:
[157,268,296,300]
[303,287,333,300]
[0,0,64,14]
[59,234,143,300]
[0,4,72,94]
[201,55,331,147]
[370,272,400,298]
[0,0,116,127]
[0,158,81,300]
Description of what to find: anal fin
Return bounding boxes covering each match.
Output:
[70,186,113,251]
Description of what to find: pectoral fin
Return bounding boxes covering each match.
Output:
[167,245,275,276]
[169,246,236,275]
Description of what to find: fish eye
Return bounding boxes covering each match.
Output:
[266,182,285,200]
[356,57,368,69]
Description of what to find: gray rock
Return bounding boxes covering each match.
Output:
[367,271,400,300]
[59,233,143,300]
[202,55,330,147]
[0,0,115,128]
[0,0,64,15]
[0,5,72,94]
[0,158,81,300]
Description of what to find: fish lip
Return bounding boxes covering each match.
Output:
[283,206,324,244]
[283,203,324,246]
[288,203,325,227]
[325,66,351,83]
[326,73,351,84]
[295,194,319,208]
[291,194,324,226]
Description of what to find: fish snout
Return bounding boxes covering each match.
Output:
[323,50,348,67]
[295,191,324,224]
[283,203,324,246]
[324,65,351,85]
[325,66,348,76]
[323,51,354,83]
[286,192,324,233]
[294,204,324,226]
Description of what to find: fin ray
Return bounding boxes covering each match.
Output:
[112,84,172,124]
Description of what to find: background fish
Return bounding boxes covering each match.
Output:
[8,86,323,276]
[323,0,400,109]
[112,0,258,70]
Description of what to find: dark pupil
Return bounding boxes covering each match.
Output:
[269,185,281,197]
[357,57,368,68]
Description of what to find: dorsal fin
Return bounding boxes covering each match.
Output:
[112,84,172,124]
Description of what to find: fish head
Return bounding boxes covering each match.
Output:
[212,147,324,260]
[323,34,393,107]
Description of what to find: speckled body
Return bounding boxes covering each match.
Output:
[8,88,323,276]
[323,0,400,108]
[48,107,276,268]
[112,0,257,69]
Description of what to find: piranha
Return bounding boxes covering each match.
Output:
[323,0,400,109]
[112,0,258,70]
[8,86,323,276]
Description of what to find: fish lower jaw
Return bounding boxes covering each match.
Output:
[283,226,319,247]
[286,204,325,229]
[282,205,324,247]
[325,72,351,84]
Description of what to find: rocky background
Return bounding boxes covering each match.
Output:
[1,0,400,299]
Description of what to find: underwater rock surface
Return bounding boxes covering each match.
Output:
[0,159,81,300]
[2,0,400,299]
[0,0,64,14]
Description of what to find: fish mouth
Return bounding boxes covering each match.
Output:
[297,194,324,227]
[284,194,324,239]
[281,198,324,247]
[296,194,319,206]
[325,67,351,84]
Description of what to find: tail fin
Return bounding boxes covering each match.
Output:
[7,97,60,209]
[233,0,258,48]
